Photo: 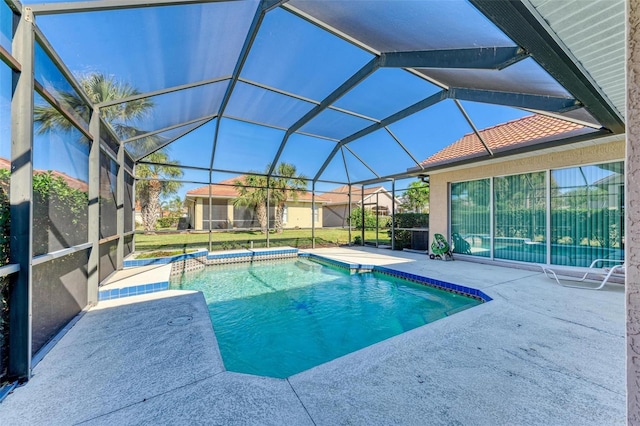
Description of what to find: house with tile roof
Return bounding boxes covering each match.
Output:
[418,114,625,266]
[321,185,401,228]
[184,176,328,230]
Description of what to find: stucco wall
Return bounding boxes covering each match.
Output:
[323,190,397,228]
[188,198,321,229]
[363,190,395,212]
[323,204,350,228]
[428,139,625,241]
[284,201,321,228]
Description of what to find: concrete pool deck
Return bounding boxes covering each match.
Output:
[0,247,625,425]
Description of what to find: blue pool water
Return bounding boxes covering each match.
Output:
[171,258,481,378]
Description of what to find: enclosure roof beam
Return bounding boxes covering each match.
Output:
[340,147,351,184]
[29,0,236,15]
[268,56,381,176]
[344,146,380,179]
[96,76,231,108]
[353,171,417,186]
[209,0,284,172]
[380,47,528,70]
[313,90,447,182]
[448,87,581,113]
[384,127,423,170]
[453,99,493,156]
[131,116,216,161]
[469,0,624,133]
[122,113,218,144]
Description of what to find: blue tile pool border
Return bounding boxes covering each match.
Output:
[98,281,169,301]
[300,253,490,302]
[123,249,208,268]
[117,248,489,303]
[372,265,492,303]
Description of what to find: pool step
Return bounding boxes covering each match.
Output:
[98,264,172,301]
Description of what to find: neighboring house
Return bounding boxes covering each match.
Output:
[418,114,625,267]
[185,177,328,230]
[322,185,400,228]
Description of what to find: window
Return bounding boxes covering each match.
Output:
[313,204,319,223]
[451,179,490,257]
[493,172,546,263]
[450,161,624,266]
[282,205,288,224]
[550,162,624,267]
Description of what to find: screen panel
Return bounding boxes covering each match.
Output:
[299,109,375,141]
[35,1,258,93]
[99,238,118,283]
[289,0,516,52]
[241,7,374,101]
[32,249,89,355]
[99,151,118,239]
[213,118,284,174]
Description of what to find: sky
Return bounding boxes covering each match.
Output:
[1,0,584,201]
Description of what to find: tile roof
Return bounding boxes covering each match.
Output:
[187,176,329,202]
[420,114,595,168]
[321,185,388,205]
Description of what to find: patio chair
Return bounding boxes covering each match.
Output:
[541,258,625,290]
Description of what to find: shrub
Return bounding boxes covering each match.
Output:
[157,216,180,229]
[348,207,390,229]
[389,213,429,250]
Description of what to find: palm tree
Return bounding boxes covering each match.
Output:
[233,163,307,234]
[33,72,183,232]
[271,163,307,233]
[234,174,270,233]
[136,152,183,232]
[34,73,154,140]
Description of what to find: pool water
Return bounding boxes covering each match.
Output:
[171,258,481,378]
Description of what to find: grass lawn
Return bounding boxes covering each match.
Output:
[134,228,390,253]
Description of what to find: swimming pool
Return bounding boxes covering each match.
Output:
[171,257,482,378]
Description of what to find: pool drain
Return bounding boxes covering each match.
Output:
[168,315,193,326]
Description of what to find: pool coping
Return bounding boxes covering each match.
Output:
[101,247,490,303]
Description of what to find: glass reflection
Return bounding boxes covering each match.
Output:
[33,93,89,256]
[34,42,91,128]
[551,162,624,266]
[493,172,547,263]
[0,1,13,54]
[451,179,490,257]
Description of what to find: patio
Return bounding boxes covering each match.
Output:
[0,247,625,425]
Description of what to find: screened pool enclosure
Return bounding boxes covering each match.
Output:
[0,0,625,384]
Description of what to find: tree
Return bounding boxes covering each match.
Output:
[402,180,430,213]
[270,163,307,233]
[34,73,154,140]
[33,72,183,232]
[348,206,376,229]
[233,163,307,234]
[136,152,183,232]
[162,195,184,217]
[234,174,269,233]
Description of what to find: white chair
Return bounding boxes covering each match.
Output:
[541,258,625,290]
